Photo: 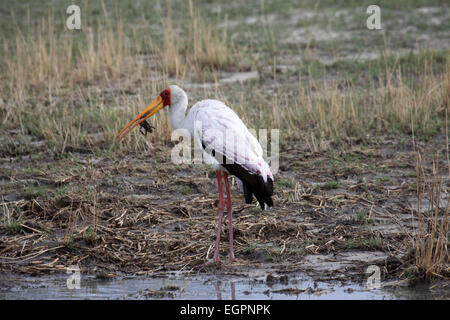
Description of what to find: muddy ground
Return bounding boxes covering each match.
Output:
[1,131,448,298]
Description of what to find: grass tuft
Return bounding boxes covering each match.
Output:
[1,201,23,235]
[411,126,449,280]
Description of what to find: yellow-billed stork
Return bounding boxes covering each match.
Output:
[116,85,274,262]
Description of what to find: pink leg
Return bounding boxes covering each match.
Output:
[213,170,225,262]
[223,172,235,261]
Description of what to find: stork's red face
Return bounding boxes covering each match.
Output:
[116,88,171,140]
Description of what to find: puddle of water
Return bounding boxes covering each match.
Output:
[0,272,434,300]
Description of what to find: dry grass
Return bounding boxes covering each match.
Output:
[0,194,303,275]
[0,2,239,154]
[158,0,235,77]
[411,116,449,280]
[289,56,448,142]
[186,0,234,71]
[1,4,448,154]
[0,164,396,276]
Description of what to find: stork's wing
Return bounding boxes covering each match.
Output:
[191,99,273,182]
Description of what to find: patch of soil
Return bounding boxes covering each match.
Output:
[0,137,447,285]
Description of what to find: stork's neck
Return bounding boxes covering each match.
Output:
[168,92,188,130]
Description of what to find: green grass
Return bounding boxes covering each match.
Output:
[180,185,194,195]
[345,236,383,250]
[1,217,23,235]
[320,50,449,83]
[53,186,71,201]
[375,177,389,183]
[316,180,340,190]
[1,204,23,235]
[355,210,374,225]
[20,184,47,200]
[250,206,262,214]
[84,225,98,244]
[278,179,294,188]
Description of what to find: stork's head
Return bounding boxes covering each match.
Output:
[116,85,185,140]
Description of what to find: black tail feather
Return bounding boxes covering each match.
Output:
[239,173,273,209]
[226,165,273,209]
[201,143,273,210]
[243,184,253,204]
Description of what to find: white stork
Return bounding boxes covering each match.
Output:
[116,85,274,262]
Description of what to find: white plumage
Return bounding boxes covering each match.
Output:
[168,86,274,189]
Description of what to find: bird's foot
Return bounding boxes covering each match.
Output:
[229,250,236,263]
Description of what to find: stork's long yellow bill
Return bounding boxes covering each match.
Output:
[116,96,164,141]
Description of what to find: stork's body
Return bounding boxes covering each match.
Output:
[117,85,274,262]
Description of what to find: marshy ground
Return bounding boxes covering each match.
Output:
[0,0,449,299]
